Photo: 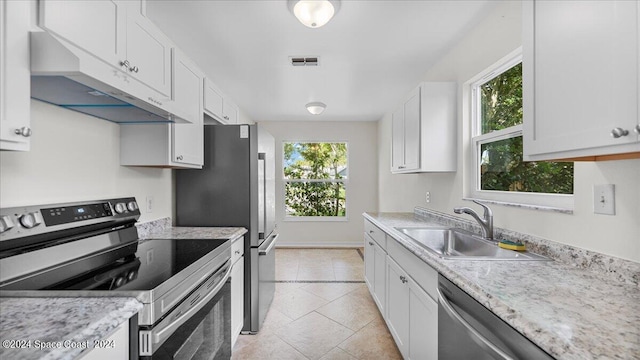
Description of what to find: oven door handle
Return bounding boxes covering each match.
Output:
[258,233,279,255]
[149,260,232,346]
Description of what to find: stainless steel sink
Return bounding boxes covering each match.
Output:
[395,227,550,261]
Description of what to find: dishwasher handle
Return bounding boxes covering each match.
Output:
[437,287,514,360]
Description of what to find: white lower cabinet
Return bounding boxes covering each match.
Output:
[364,231,387,315]
[230,236,245,349]
[364,218,438,359]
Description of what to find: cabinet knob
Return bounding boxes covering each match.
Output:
[400,275,408,284]
[235,250,241,254]
[129,66,139,73]
[120,60,130,69]
[634,125,640,134]
[611,127,629,138]
[14,127,32,137]
[177,155,184,161]
[398,166,406,169]
[368,241,374,246]
[224,116,229,120]
[369,230,374,234]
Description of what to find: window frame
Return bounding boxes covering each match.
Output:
[466,48,574,211]
[282,141,349,221]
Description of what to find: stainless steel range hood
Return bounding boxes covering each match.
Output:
[30,31,187,124]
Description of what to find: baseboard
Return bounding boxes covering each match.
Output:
[275,242,363,248]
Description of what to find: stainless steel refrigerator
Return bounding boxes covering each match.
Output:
[175,124,277,334]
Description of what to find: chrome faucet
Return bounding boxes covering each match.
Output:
[453,200,494,240]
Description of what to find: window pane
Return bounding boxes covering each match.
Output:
[480,136,573,194]
[285,182,346,217]
[283,142,348,180]
[480,63,523,134]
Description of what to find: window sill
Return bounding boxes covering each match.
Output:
[462,197,573,214]
[283,216,349,222]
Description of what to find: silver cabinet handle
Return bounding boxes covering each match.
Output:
[223,115,229,120]
[120,60,130,69]
[400,275,408,284]
[398,166,406,169]
[611,127,629,138]
[369,230,374,234]
[234,250,241,255]
[437,288,514,360]
[368,241,374,246]
[634,124,640,134]
[129,66,139,73]
[14,127,32,137]
[177,155,184,161]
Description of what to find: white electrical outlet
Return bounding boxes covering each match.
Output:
[425,191,431,203]
[146,196,154,213]
[593,184,615,215]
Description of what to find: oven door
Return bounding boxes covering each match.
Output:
[140,260,232,359]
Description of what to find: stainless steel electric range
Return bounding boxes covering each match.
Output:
[0,197,232,359]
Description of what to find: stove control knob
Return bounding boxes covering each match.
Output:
[114,203,127,214]
[19,212,42,229]
[114,277,125,288]
[127,201,138,212]
[126,270,137,281]
[0,216,15,233]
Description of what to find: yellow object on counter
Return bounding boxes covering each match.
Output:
[498,240,526,251]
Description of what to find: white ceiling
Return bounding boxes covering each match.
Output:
[146,0,497,122]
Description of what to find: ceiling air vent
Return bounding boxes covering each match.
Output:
[290,56,319,66]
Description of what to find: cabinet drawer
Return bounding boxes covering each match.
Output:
[387,237,438,301]
[364,220,386,250]
[231,235,244,266]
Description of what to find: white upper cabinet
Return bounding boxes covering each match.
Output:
[391,82,457,173]
[39,0,172,98]
[171,48,204,166]
[0,0,31,151]
[120,49,204,169]
[523,0,640,160]
[204,78,239,125]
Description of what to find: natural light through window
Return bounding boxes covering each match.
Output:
[283,142,348,219]
[469,51,574,210]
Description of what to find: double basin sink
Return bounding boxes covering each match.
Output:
[395,227,550,261]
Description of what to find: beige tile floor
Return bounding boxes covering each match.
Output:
[232,248,402,360]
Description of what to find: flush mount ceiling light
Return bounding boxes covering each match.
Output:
[306,102,326,115]
[288,0,341,28]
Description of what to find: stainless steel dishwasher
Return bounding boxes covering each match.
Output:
[437,275,555,360]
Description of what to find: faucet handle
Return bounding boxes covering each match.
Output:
[472,200,493,218]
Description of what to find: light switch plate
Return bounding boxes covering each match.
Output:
[593,184,615,215]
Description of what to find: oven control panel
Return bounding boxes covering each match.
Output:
[0,197,140,244]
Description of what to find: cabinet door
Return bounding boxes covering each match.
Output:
[125,11,171,97]
[524,0,639,159]
[403,87,421,171]
[364,234,376,292]
[391,106,404,171]
[231,256,244,348]
[204,79,224,121]
[80,320,129,360]
[386,258,410,357]
[408,279,438,360]
[372,240,387,314]
[223,98,239,124]
[39,0,125,69]
[0,0,31,151]
[172,49,203,166]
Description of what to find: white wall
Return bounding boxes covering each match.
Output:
[260,121,378,247]
[377,1,640,263]
[0,100,173,223]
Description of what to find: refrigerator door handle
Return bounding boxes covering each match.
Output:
[257,152,266,238]
[258,233,279,255]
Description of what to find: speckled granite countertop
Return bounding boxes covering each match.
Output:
[140,226,247,241]
[364,212,640,360]
[0,297,142,360]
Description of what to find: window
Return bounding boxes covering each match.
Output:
[283,142,347,219]
[469,51,574,209]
